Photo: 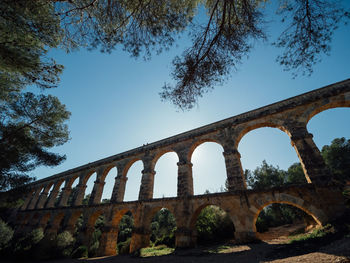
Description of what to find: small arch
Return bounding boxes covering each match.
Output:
[191,142,227,194]
[253,200,322,234]
[117,210,134,254]
[253,201,322,243]
[153,152,179,198]
[90,213,106,257]
[190,204,235,245]
[149,208,177,248]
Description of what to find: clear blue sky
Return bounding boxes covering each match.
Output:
[33,2,350,201]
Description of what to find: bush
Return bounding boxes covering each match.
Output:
[196,206,235,244]
[55,231,74,258]
[56,231,74,249]
[0,219,13,250]
[117,238,131,255]
[71,245,88,258]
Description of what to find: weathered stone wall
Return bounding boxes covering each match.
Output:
[8,78,350,256]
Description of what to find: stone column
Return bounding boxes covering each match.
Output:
[138,156,156,200]
[45,219,62,239]
[177,160,193,197]
[129,226,150,253]
[21,191,34,210]
[45,181,62,208]
[72,184,87,206]
[36,184,52,209]
[175,227,195,248]
[89,167,107,205]
[78,225,95,248]
[223,148,247,191]
[27,188,41,210]
[289,126,329,184]
[111,163,127,203]
[58,183,73,207]
[97,225,118,256]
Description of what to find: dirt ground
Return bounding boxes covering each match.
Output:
[5,224,350,263]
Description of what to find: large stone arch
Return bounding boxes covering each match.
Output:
[303,96,350,125]
[123,157,143,178]
[152,150,179,198]
[189,139,228,194]
[188,137,224,162]
[152,148,179,171]
[142,205,177,230]
[235,120,291,149]
[249,193,325,233]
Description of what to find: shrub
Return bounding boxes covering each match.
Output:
[71,245,88,258]
[0,219,13,250]
[56,231,74,249]
[117,238,131,255]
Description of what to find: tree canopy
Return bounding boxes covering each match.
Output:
[53,0,349,109]
[0,0,70,191]
[2,1,349,110]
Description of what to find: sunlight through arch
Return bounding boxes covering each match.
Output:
[238,127,299,174]
[307,108,350,150]
[153,152,178,198]
[124,160,143,201]
[191,142,227,195]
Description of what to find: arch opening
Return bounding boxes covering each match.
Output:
[149,208,177,249]
[238,127,306,189]
[307,108,350,184]
[102,167,117,203]
[124,160,143,201]
[83,172,97,205]
[191,142,227,195]
[192,205,235,245]
[154,152,178,198]
[89,214,105,257]
[254,202,320,243]
[67,177,79,206]
[117,211,134,255]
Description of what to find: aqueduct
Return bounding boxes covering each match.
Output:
[6,79,350,256]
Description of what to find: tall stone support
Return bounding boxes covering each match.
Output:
[89,180,105,205]
[138,156,156,200]
[230,211,257,243]
[138,170,155,200]
[223,148,247,191]
[78,225,95,248]
[176,148,193,197]
[129,227,150,253]
[177,161,193,197]
[97,226,118,256]
[175,227,195,248]
[72,184,87,206]
[58,184,72,207]
[89,168,108,205]
[27,188,41,210]
[36,185,52,209]
[111,164,127,203]
[21,191,34,210]
[289,126,329,184]
[45,182,62,208]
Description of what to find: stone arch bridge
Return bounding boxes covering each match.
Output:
[7,79,350,256]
